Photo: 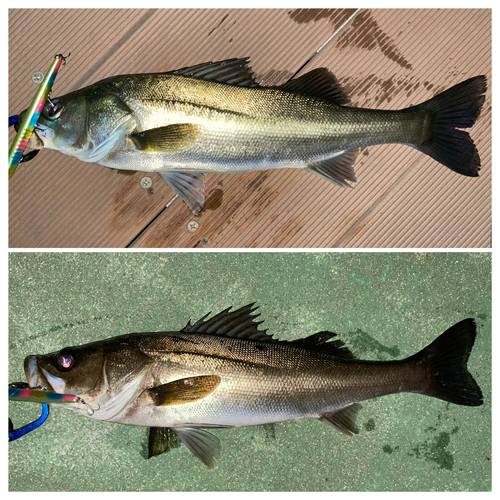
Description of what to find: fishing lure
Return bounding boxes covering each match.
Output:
[8,53,69,178]
[8,382,93,441]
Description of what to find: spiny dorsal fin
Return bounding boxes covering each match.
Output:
[319,403,362,436]
[168,57,259,88]
[291,331,355,359]
[148,427,181,459]
[181,303,273,341]
[279,68,350,105]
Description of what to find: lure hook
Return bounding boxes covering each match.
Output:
[56,53,71,65]
[76,397,95,416]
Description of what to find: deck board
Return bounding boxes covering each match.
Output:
[9,9,491,248]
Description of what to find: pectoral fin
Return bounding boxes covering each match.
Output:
[130,123,202,153]
[147,375,221,407]
[173,426,221,470]
[159,171,205,215]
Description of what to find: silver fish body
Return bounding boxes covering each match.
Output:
[24,304,482,469]
[26,58,487,214]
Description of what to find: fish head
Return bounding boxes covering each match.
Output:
[34,95,87,152]
[16,93,87,154]
[21,86,135,163]
[24,337,155,420]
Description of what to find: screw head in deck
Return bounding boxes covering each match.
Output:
[32,72,44,84]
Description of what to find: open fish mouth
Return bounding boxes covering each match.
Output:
[14,110,48,149]
[24,355,65,393]
[23,355,96,415]
[29,124,50,149]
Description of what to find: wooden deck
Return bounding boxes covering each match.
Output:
[9,9,491,248]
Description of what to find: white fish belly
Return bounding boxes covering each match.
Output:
[98,103,342,173]
[114,367,349,428]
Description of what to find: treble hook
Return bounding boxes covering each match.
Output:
[56,53,71,65]
[8,382,49,442]
[8,116,39,163]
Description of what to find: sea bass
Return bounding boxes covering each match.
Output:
[24,304,483,469]
[21,58,487,214]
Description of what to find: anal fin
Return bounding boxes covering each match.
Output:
[306,149,358,188]
[319,403,362,436]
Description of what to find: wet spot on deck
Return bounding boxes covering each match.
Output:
[364,418,376,431]
[407,427,460,470]
[348,329,401,359]
[336,11,412,70]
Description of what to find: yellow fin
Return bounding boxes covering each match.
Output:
[130,123,202,153]
[147,375,221,406]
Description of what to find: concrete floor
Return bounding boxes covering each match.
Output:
[8,252,491,491]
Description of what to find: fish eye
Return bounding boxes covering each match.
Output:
[56,350,76,371]
[43,99,63,120]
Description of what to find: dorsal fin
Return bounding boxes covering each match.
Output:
[279,68,350,105]
[291,331,355,359]
[168,57,259,88]
[181,303,273,341]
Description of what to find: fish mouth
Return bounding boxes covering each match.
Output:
[29,125,49,149]
[23,355,94,415]
[15,110,48,149]
[24,355,66,393]
[30,129,45,149]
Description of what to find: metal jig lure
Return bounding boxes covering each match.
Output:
[8,53,69,178]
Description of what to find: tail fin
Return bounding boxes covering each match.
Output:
[412,76,487,176]
[410,318,483,406]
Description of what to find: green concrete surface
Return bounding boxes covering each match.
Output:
[8,252,491,491]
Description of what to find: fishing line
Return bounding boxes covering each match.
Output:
[289,8,363,81]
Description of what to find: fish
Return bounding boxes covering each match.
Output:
[19,58,487,214]
[24,304,483,469]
